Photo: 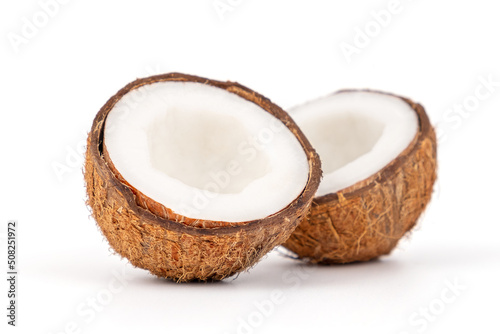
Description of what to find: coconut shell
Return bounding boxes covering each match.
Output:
[283,90,437,264]
[84,73,321,281]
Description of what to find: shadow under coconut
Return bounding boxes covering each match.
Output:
[265,250,412,288]
[132,249,401,288]
[136,274,233,286]
[144,242,498,287]
[279,244,500,287]
[129,251,299,287]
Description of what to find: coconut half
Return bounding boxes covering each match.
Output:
[85,73,321,281]
[283,90,437,264]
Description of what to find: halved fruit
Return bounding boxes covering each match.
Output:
[85,73,321,281]
[283,90,437,264]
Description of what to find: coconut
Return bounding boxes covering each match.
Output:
[84,73,321,281]
[283,90,437,264]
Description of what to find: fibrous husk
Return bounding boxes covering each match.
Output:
[283,90,437,264]
[84,73,321,281]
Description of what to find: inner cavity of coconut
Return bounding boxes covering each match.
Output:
[104,81,309,222]
[290,91,418,196]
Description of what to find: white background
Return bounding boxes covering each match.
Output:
[1,0,499,333]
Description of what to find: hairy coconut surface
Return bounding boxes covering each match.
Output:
[283,90,437,264]
[85,73,321,281]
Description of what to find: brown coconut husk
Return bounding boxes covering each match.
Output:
[84,73,321,281]
[283,90,437,264]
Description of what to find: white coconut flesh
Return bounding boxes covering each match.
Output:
[104,81,310,222]
[290,91,419,197]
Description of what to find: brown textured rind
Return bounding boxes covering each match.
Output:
[84,73,321,281]
[283,90,437,264]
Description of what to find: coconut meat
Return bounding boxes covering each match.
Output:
[104,81,309,222]
[290,91,418,196]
